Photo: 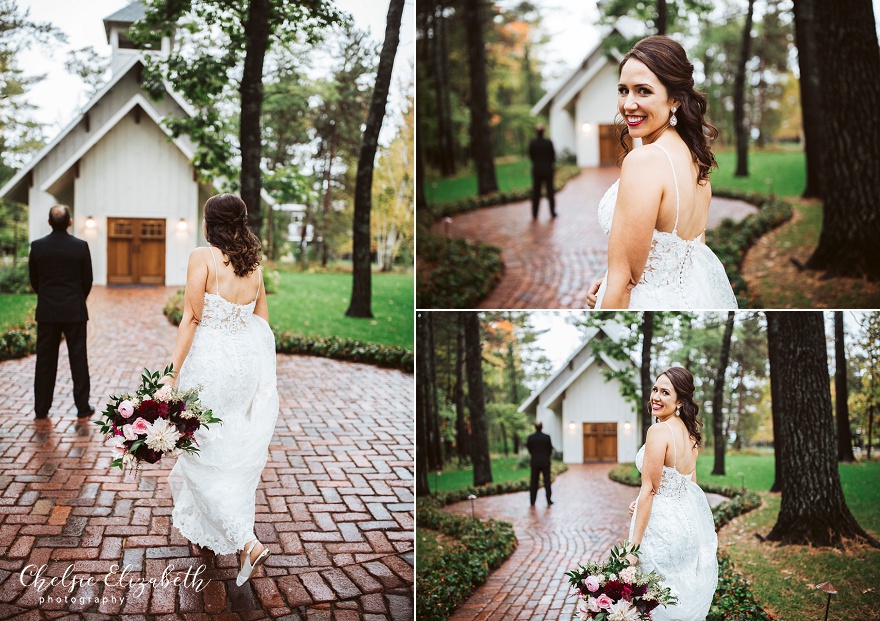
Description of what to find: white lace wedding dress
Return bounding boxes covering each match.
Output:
[168,254,279,555]
[629,422,718,621]
[594,143,738,310]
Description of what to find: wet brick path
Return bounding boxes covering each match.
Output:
[431,167,758,309]
[0,286,414,620]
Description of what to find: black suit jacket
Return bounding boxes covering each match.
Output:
[528,137,556,177]
[526,431,554,468]
[29,230,93,323]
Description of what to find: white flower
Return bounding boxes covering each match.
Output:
[585,596,601,613]
[144,418,181,453]
[111,438,127,456]
[607,599,641,621]
[122,452,136,468]
[619,567,638,583]
[122,424,137,441]
[153,384,173,402]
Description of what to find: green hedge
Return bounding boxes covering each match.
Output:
[433,461,568,506]
[427,163,583,220]
[0,321,36,360]
[416,234,503,309]
[163,290,413,372]
[0,262,31,294]
[608,462,769,620]
[417,499,518,621]
[707,189,794,307]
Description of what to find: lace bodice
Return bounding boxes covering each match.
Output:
[634,444,692,501]
[595,144,738,310]
[200,293,257,334]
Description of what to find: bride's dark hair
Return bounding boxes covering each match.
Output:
[203,194,261,277]
[658,366,703,449]
[617,35,718,185]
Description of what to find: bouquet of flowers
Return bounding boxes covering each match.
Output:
[95,365,221,470]
[565,541,677,621]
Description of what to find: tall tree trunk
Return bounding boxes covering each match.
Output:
[454,314,469,461]
[734,365,745,450]
[767,314,784,493]
[765,312,878,547]
[733,0,755,178]
[415,313,432,496]
[500,422,509,455]
[804,0,880,278]
[464,0,498,195]
[240,0,271,235]
[835,311,856,462]
[434,2,456,176]
[463,311,493,486]
[416,142,427,211]
[792,0,824,199]
[656,0,667,35]
[712,311,736,475]
[426,312,443,469]
[640,311,654,444]
[346,0,404,318]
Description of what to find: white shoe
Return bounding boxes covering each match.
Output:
[236,540,270,586]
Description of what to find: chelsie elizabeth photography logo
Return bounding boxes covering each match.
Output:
[19,562,211,607]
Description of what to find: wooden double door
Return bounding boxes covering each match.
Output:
[107,218,165,285]
[583,422,618,462]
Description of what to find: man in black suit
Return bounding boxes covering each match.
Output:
[526,421,554,506]
[29,205,94,421]
[528,124,556,219]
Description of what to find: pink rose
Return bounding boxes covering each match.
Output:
[154,385,172,402]
[586,596,601,613]
[596,594,613,610]
[131,417,150,435]
[122,424,137,441]
[118,400,134,418]
[584,576,600,592]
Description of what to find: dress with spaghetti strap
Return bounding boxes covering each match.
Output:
[630,421,718,620]
[168,248,279,555]
[594,143,738,309]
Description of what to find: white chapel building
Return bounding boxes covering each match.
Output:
[0,2,267,286]
[531,21,645,168]
[519,323,643,464]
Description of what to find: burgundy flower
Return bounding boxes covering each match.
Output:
[138,400,159,423]
[621,586,633,601]
[157,403,170,418]
[133,443,162,464]
[176,417,200,436]
[603,580,625,600]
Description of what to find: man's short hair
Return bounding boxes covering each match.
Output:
[535,124,545,137]
[49,205,71,231]
[534,421,543,431]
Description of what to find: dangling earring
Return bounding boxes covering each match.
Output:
[675,405,681,417]
[669,106,678,127]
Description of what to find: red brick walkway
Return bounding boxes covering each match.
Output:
[443,464,636,621]
[431,167,758,309]
[0,286,413,620]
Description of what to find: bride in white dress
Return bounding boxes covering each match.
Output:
[166,194,279,586]
[586,36,737,310]
[627,367,717,620]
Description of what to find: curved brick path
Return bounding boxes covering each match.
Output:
[431,167,758,309]
[0,286,414,620]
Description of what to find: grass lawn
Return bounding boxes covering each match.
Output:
[430,456,532,493]
[424,157,533,205]
[0,294,35,330]
[267,271,413,350]
[711,148,806,198]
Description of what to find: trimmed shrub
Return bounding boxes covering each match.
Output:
[0,262,31,294]
[433,461,568,506]
[162,289,413,373]
[0,321,36,360]
[707,189,794,307]
[416,234,503,309]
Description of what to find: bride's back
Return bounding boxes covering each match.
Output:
[651,138,712,241]
[205,247,261,306]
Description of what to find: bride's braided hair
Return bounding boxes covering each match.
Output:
[203,194,261,277]
[659,366,703,449]
[616,35,718,185]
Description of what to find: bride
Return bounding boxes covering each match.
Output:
[586,36,737,310]
[627,367,717,620]
[166,194,279,586]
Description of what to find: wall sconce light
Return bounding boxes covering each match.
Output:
[85,216,96,229]
[581,123,593,132]
[624,422,632,431]
[568,422,576,431]
[177,218,187,231]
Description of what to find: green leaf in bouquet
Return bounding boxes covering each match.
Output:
[129,439,144,453]
[110,458,123,470]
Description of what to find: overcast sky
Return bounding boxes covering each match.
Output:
[18,0,414,134]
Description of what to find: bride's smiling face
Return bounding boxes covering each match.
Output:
[618,59,678,142]
[651,374,680,418]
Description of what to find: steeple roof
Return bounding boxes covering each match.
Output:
[103,1,147,40]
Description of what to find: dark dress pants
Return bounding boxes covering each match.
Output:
[35,322,90,418]
[531,172,556,218]
[529,463,552,505]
